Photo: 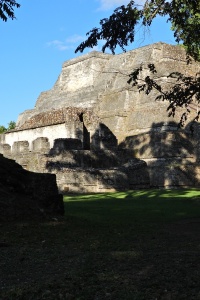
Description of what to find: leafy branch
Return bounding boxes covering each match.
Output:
[75,1,141,54]
[76,0,200,61]
[0,0,20,22]
[128,64,200,127]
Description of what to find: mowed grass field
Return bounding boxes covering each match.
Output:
[1,189,200,299]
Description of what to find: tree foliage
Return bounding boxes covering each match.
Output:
[142,0,200,61]
[0,121,16,134]
[7,120,16,130]
[76,1,141,54]
[0,125,7,134]
[76,0,200,61]
[0,0,20,22]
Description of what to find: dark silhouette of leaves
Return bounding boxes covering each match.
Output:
[0,0,20,22]
[76,1,200,61]
[75,1,141,54]
[128,64,200,127]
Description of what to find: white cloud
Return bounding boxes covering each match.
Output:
[47,40,69,51]
[97,0,145,11]
[65,35,85,44]
[47,35,85,51]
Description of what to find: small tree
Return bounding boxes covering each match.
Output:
[7,120,16,130]
[0,121,16,133]
[0,125,7,134]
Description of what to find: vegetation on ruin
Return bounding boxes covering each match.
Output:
[1,189,200,299]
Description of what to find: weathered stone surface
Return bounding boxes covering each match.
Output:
[17,107,97,131]
[16,43,200,132]
[53,161,149,193]
[0,154,64,221]
[32,137,50,153]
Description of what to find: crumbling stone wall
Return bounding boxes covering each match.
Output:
[0,154,64,221]
[17,107,96,130]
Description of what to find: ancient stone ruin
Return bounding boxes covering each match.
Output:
[1,42,200,192]
[0,154,64,221]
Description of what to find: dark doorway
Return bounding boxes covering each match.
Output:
[79,113,90,150]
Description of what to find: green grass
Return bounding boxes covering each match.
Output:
[63,189,200,251]
[64,188,200,226]
[1,189,200,300]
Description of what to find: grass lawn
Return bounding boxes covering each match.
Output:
[1,189,200,299]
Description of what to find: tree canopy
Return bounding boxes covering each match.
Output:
[0,0,20,22]
[76,0,199,61]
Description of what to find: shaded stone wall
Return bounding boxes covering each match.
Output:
[1,116,200,191]
[0,154,64,221]
[3,149,149,193]
[0,119,150,192]
[119,121,200,188]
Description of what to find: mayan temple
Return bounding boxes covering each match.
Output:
[1,42,200,192]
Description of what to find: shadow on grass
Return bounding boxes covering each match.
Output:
[63,189,200,234]
[1,190,200,299]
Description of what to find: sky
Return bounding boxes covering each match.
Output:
[0,0,176,127]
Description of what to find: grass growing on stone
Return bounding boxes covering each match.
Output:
[1,189,200,299]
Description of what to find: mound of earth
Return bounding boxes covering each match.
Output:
[0,154,64,221]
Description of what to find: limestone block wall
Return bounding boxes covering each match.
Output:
[54,165,149,194]
[32,137,50,152]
